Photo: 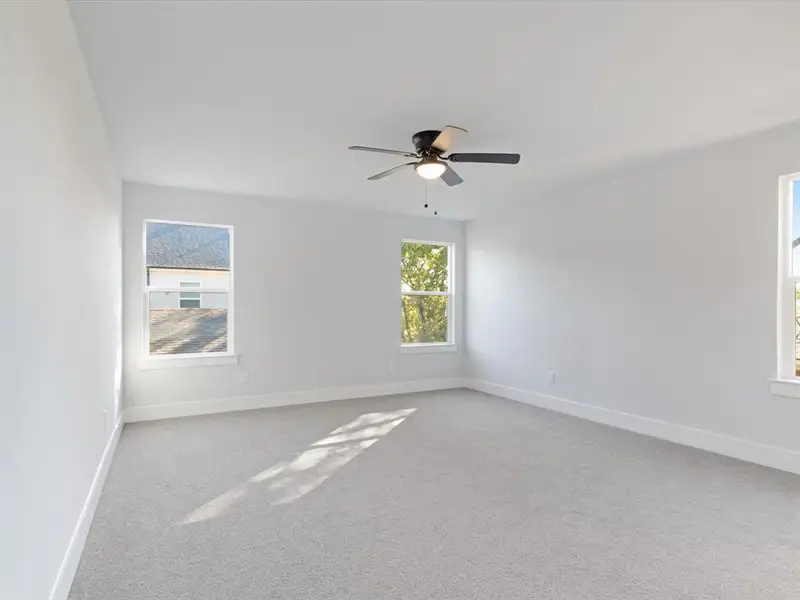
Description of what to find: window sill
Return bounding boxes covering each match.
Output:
[769,378,800,398]
[400,343,457,354]
[139,353,239,370]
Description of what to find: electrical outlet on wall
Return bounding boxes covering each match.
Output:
[388,360,396,373]
[547,370,556,385]
[238,369,250,384]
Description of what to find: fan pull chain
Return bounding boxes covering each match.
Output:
[422,181,438,216]
[423,180,429,209]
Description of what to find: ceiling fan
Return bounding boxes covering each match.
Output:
[348,126,520,187]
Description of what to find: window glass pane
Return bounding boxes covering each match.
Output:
[179,282,201,300]
[795,282,800,377]
[149,292,228,355]
[401,295,448,343]
[146,222,231,288]
[793,180,800,275]
[401,242,449,292]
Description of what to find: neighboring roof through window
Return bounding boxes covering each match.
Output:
[146,222,230,270]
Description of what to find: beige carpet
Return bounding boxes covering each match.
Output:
[70,389,800,599]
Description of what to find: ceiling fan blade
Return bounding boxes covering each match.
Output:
[349,145,418,158]
[440,164,463,187]
[367,162,417,181]
[448,153,520,164]
[431,125,468,153]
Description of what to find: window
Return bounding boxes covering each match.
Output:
[179,282,201,308]
[144,220,234,358]
[778,176,800,380]
[401,240,453,347]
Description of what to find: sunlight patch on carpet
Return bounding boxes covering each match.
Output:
[179,407,416,524]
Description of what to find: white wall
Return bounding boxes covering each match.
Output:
[0,3,122,600]
[466,121,800,455]
[123,183,464,410]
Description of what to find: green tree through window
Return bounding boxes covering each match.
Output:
[401,241,450,343]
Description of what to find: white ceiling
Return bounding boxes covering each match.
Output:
[70,1,800,220]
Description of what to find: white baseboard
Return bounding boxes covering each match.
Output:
[49,419,123,600]
[466,379,800,476]
[124,378,466,423]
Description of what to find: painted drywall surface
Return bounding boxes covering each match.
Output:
[123,183,464,409]
[466,121,800,453]
[0,3,122,599]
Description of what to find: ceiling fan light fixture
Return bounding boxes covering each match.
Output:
[350,127,520,187]
[415,159,446,180]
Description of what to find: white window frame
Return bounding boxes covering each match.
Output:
[772,174,800,396]
[400,239,456,354]
[140,219,237,369]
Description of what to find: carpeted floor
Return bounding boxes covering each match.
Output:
[69,389,800,599]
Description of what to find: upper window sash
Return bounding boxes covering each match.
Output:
[400,239,452,293]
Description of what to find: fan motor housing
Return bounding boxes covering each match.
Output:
[412,130,442,154]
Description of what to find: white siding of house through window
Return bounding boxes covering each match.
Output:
[148,268,229,308]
